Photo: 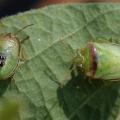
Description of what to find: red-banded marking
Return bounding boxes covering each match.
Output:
[88,42,98,77]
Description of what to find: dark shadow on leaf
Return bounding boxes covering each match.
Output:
[0,79,11,96]
[57,69,120,120]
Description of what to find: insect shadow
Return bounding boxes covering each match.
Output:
[57,67,120,120]
[0,80,11,96]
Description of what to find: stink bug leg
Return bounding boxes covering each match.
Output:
[13,24,34,76]
[71,49,83,69]
[19,36,30,64]
[70,49,84,77]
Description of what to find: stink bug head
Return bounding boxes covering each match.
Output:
[73,42,96,79]
[81,42,98,78]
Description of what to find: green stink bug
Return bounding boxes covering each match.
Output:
[0,24,33,80]
[73,41,120,81]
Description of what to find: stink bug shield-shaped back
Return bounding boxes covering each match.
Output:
[0,24,33,80]
[0,34,20,80]
[74,42,120,81]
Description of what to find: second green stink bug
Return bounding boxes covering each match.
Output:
[73,42,120,81]
[0,24,33,80]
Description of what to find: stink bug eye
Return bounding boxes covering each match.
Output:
[0,24,33,80]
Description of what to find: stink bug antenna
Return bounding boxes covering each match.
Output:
[14,24,34,35]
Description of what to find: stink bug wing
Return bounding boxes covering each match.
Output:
[92,42,120,80]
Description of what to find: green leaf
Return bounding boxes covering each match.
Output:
[0,3,120,120]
